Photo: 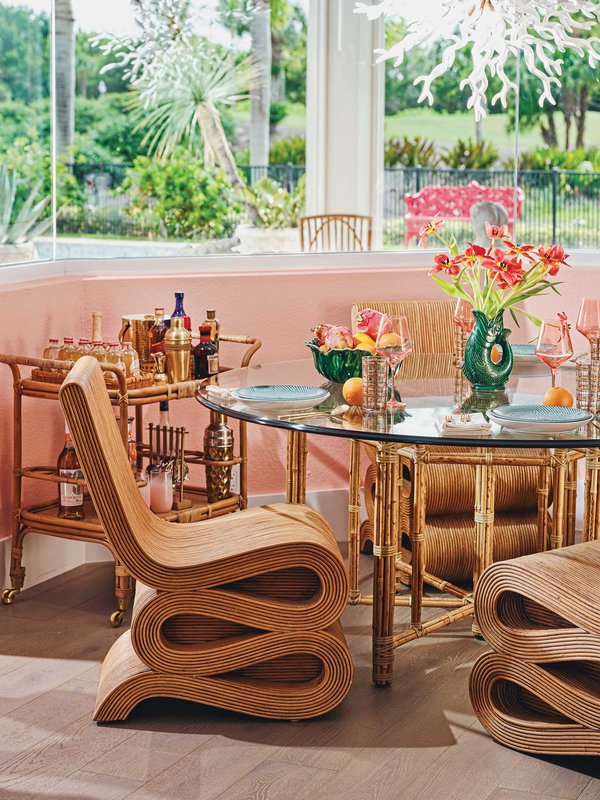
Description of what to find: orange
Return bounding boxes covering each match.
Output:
[356,342,376,354]
[543,386,573,407]
[354,333,376,347]
[319,344,328,353]
[342,377,363,407]
[377,332,403,347]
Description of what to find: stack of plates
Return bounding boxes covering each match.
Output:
[489,404,593,433]
[232,384,329,411]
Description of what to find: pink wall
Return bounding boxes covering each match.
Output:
[0,261,598,543]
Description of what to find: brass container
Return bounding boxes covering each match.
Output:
[164,317,191,383]
[118,314,156,367]
[204,421,234,503]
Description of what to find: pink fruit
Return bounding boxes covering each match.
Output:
[325,324,354,350]
[356,308,392,340]
[311,324,334,346]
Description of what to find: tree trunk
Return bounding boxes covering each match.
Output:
[250,0,272,167]
[576,84,589,150]
[55,0,76,156]
[541,111,558,148]
[198,101,246,190]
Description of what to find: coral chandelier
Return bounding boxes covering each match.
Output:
[354,0,600,120]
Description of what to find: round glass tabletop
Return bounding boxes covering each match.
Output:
[196,355,600,448]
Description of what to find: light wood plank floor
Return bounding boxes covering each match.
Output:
[1,558,599,800]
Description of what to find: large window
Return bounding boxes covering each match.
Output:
[0,0,598,264]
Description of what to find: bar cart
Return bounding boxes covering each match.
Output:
[0,333,261,626]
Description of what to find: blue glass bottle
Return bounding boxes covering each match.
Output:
[171,292,191,331]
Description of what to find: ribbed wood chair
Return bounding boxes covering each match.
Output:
[299,214,373,252]
[470,542,600,755]
[351,300,550,584]
[59,357,353,722]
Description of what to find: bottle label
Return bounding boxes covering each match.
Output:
[208,354,219,375]
[59,469,84,506]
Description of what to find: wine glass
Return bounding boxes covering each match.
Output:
[577,298,600,360]
[375,315,413,410]
[535,320,573,388]
[453,298,474,333]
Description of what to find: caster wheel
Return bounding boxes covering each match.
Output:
[1,589,17,605]
[110,609,126,628]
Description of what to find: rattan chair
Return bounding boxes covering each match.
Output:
[299,214,373,252]
[350,300,552,585]
[470,542,600,755]
[59,357,353,722]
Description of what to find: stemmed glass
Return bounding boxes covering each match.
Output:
[453,298,475,333]
[577,298,600,360]
[375,315,413,410]
[535,319,573,388]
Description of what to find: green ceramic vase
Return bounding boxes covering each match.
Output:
[462,310,513,392]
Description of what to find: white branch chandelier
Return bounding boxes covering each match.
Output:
[354,0,600,120]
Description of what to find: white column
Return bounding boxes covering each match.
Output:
[306,0,385,247]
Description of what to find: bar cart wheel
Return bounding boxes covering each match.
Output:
[110,609,126,628]
[1,588,18,604]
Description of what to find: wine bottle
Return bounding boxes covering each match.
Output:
[193,325,219,379]
[58,425,85,520]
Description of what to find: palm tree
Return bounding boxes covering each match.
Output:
[250,0,272,167]
[55,0,76,155]
[131,37,258,190]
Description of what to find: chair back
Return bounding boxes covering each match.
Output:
[299,214,372,253]
[351,299,456,355]
[59,357,167,584]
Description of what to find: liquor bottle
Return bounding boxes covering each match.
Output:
[121,342,140,377]
[149,308,168,354]
[106,342,126,376]
[193,325,219,379]
[43,338,60,361]
[58,337,75,362]
[90,341,107,362]
[57,425,85,520]
[77,338,92,359]
[171,292,191,331]
[203,309,220,347]
[91,311,103,343]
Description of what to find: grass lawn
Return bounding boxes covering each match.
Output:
[233,102,600,153]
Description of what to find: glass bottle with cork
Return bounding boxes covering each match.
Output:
[149,308,168,354]
[194,324,219,379]
[57,424,85,520]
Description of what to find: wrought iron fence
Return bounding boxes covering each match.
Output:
[59,162,600,250]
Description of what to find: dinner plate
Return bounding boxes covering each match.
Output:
[489,404,593,433]
[232,384,330,411]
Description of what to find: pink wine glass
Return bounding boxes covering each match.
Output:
[535,319,573,388]
[375,315,413,410]
[577,298,600,360]
[453,298,474,333]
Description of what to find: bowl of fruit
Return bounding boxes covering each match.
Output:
[306,310,387,383]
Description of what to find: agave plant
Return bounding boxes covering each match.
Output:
[0,166,52,245]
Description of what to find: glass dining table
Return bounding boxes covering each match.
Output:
[197,354,600,687]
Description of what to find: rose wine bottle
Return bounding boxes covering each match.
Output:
[58,425,85,520]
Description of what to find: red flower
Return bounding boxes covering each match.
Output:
[482,247,525,290]
[502,241,536,262]
[418,216,445,246]
[432,253,461,276]
[459,242,487,266]
[485,222,509,240]
[537,244,570,276]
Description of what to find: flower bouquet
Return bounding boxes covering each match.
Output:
[421,218,568,390]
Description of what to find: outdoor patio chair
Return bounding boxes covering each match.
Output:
[299,213,373,252]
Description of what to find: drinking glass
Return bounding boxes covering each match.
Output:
[453,298,474,333]
[136,470,151,508]
[375,315,413,410]
[149,468,173,514]
[535,320,574,388]
[577,298,600,360]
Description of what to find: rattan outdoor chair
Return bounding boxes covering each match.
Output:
[299,214,373,252]
[59,357,353,722]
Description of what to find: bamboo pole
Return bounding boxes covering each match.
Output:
[410,445,428,632]
[348,439,361,604]
[472,448,495,636]
[550,449,569,550]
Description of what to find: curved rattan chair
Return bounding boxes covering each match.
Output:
[470,542,600,755]
[299,214,373,252]
[59,357,353,721]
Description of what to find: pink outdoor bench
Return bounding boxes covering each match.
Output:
[404,181,525,246]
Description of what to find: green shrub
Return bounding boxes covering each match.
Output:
[441,138,499,170]
[122,152,241,239]
[503,147,600,171]
[268,135,305,165]
[235,175,305,228]
[384,137,440,168]
[269,102,289,132]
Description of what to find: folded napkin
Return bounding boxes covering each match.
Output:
[205,385,234,404]
[435,412,492,437]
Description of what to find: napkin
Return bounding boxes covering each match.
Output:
[205,385,234,404]
[435,413,492,437]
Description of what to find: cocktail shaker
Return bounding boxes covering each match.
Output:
[164,317,191,383]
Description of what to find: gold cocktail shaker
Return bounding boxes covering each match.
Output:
[203,420,234,502]
[164,318,191,383]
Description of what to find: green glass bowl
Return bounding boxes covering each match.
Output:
[306,340,374,383]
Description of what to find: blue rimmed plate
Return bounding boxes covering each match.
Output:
[489,404,593,433]
[232,384,330,411]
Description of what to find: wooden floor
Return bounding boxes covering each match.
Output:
[1,557,600,800]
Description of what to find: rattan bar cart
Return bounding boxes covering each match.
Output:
[0,333,260,626]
